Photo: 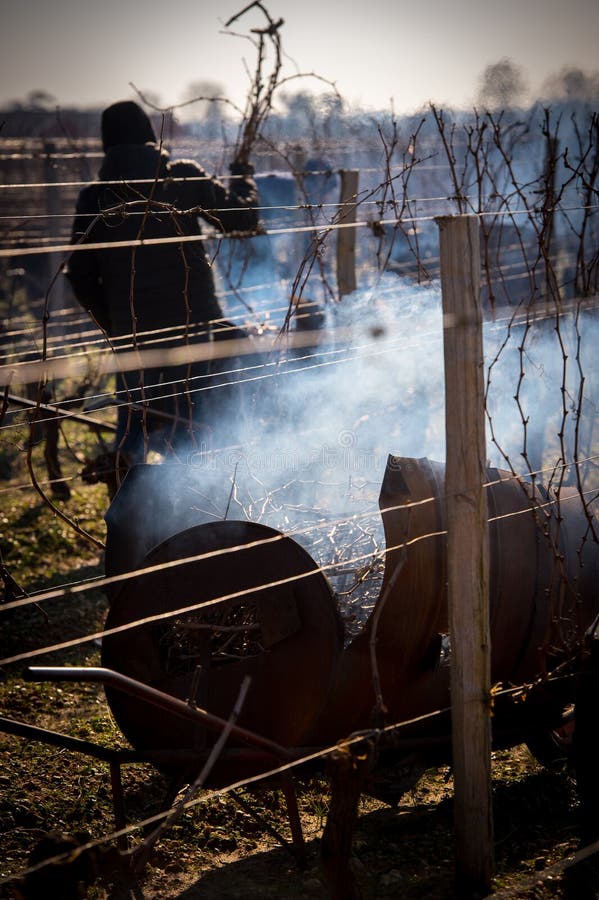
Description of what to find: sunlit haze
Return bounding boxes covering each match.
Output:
[2,0,598,117]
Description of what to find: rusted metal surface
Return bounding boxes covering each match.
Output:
[24,666,293,760]
[306,456,449,744]
[307,456,599,745]
[100,456,599,779]
[102,518,343,770]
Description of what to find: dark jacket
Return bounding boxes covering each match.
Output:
[66,143,258,340]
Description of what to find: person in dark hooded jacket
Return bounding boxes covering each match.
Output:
[67,100,258,462]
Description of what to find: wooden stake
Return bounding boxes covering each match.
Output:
[43,141,65,310]
[437,214,494,896]
[321,740,373,900]
[337,170,359,297]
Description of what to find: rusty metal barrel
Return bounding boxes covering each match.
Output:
[101,465,343,778]
[101,458,599,773]
[306,455,599,745]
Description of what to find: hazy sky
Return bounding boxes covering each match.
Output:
[2,0,598,116]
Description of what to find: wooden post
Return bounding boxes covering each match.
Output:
[437,214,494,896]
[43,141,66,311]
[336,169,359,297]
[321,740,373,900]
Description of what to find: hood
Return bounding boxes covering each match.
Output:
[101,100,156,152]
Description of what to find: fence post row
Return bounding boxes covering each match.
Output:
[437,213,494,895]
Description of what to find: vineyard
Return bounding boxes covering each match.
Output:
[1,94,599,899]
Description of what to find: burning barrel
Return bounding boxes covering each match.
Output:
[306,456,599,748]
[102,521,342,771]
[100,457,599,776]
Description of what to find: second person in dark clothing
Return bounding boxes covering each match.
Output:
[67,100,259,462]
